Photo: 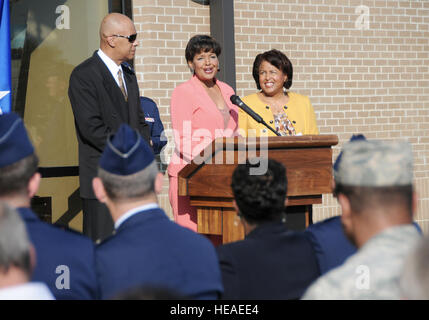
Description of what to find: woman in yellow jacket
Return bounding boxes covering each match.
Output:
[239,49,319,137]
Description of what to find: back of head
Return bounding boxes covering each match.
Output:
[0,113,38,198]
[98,124,158,201]
[333,139,414,216]
[231,159,287,225]
[0,202,32,277]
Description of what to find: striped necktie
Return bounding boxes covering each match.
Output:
[117,69,128,101]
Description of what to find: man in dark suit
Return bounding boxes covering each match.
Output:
[92,124,223,299]
[216,159,320,300]
[0,112,99,299]
[68,13,150,242]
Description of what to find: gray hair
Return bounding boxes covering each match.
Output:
[0,202,32,276]
[400,236,429,299]
[98,161,159,201]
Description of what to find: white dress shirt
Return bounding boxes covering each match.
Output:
[0,282,55,300]
[97,49,127,94]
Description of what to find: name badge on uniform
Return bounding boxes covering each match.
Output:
[145,117,155,122]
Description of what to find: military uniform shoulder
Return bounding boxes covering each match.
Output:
[140,96,157,106]
[121,62,135,74]
[95,232,116,249]
[39,222,93,248]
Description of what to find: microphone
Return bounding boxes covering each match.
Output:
[230,95,281,136]
[230,95,263,123]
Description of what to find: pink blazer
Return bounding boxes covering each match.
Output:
[168,75,239,177]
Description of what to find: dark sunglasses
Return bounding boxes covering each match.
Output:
[111,33,137,43]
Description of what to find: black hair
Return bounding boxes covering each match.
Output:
[252,49,293,91]
[185,34,221,62]
[231,159,287,225]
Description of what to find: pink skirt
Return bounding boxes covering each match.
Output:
[168,175,198,232]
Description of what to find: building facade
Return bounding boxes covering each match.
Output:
[133,0,429,230]
[10,0,429,232]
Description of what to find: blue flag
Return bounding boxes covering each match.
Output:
[0,0,11,114]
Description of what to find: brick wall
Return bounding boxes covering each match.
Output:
[132,0,429,231]
[133,0,211,218]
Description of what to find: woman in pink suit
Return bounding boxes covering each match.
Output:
[168,35,239,232]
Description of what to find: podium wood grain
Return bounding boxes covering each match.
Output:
[178,135,338,244]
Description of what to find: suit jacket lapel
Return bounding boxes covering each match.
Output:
[92,52,128,121]
[217,81,239,133]
[122,66,138,126]
[190,76,225,129]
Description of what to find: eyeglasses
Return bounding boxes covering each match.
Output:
[111,33,137,43]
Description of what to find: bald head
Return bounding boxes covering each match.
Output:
[99,13,138,65]
[100,13,133,41]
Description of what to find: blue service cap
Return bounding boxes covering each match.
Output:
[0,112,35,168]
[99,124,155,175]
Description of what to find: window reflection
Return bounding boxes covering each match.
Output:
[10,0,110,230]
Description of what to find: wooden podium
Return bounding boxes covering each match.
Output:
[177,135,338,244]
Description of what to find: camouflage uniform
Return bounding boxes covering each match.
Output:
[302,224,420,299]
[303,139,420,300]
[333,140,413,188]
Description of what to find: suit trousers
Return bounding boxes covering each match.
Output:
[82,198,114,243]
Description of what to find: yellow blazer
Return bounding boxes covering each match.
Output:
[239,92,319,137]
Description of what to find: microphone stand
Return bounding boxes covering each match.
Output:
[230,95,282,136]
[259,119,281,136]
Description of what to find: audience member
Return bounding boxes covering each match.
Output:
[216,159,320,299]
[304,134,364,274]
[305,134,422,275]
[302,139,421,299]
[304,216,357,275]
[0,202,54,300]
[93,124,223,300]
[0,112,99,299]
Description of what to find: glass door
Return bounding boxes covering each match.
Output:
[10,0,110,231]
